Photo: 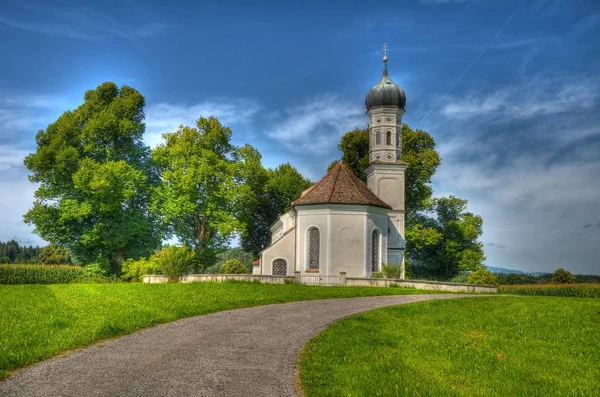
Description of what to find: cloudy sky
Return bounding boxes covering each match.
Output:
[1,0,598,274]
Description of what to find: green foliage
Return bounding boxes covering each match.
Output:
[551,268,576,284]
[206,248,255,274]
[23,82,161,275]
[498,284,600,297]
[300,297,600,396]
[0,240,43,264]
[381,263,402,279]
[74,262,117,283]
[0,265,83,284]
[153,246,196,282]
[121,257,162,282]
[151,117,262,269]
[409,196,485,280]
[38,244,71,264]
[239,163,312,256]
[219,259,249,274]
[334,125,483,281]
[467,268,497,286]
[371,271,384,279]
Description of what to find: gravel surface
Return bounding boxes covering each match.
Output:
[0,294,473,396]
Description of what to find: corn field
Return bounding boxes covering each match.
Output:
[0,264,83,284]
[498,284,600,298]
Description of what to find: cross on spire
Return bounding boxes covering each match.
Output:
[382,43,389,61]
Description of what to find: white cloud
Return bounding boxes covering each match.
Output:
[440,77,598,121]
[144,99,263,148]
[266,94,364,155]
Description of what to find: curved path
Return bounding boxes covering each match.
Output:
[0,294,473,396]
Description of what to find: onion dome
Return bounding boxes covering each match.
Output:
[365,59,406,111]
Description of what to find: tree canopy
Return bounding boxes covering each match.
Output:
[239,163,312,256]
[150,116,267,269]
[23,82,161,274]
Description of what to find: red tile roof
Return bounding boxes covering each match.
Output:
[292,163,391,209]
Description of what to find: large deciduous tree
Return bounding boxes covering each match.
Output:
[24,82,161,275]
[239,163,312,256]
[151,116,264,269]
[334,125,485,280]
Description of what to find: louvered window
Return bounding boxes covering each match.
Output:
[307,227,320,270]
[376,131,381,145]
[386,131,392,145]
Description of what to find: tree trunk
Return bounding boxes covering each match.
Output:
[109,251,125,276]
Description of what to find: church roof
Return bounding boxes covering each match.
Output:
[292,163,392,209]
[365,60,406,111]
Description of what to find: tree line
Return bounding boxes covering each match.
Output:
[23,81,486,280]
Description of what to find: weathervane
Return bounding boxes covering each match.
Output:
[382,43,389,62]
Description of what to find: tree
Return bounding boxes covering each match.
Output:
[334,125,484,280]
[239,163,312,256]
[38,244,71,264]
[408,196,485,279]
[151,116,262,269]
[467,267,497,286]
[23,82,161,275]
[551,268,576,284]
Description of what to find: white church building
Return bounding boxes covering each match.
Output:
[256,55,408,279]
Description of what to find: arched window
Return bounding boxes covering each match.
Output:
[372,229,380,272]
[376,130,381,145]
[273,259,287,276]
[307,227,320,271]
[386,130,392,145]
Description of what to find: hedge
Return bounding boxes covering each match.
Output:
[498,284,600,298]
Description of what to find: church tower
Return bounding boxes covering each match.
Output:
[364,49,408,277]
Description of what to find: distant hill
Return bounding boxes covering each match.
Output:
[486,266,525,274]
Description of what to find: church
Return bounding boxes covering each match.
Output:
[256,53,408,279]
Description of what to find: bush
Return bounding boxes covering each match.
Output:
[467,268,497,286]
[214,248,254,274]
[219,259,249,274]
[0,264,83,284]
[154,246,196,282]
[121,257,162,282]
[371,272,384,279]
[381,263,402,279]
[450,273,469,284]
[551,268,576,284]
[74,262,119,283]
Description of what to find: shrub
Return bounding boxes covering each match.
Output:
[215,248,254,273]
[74,262,120,283]
[121,257,162,282]
[219,259,249,274]
[467,268,497,286]
[0,264,83,284]
[154,246,196,282]
[450,273,469,284]
[381,263,402,279]
[551,268,576,284]
[371,272,384,279]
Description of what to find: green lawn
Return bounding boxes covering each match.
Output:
[0,281,438,380]
[300,296,600,396]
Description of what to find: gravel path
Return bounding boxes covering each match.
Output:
[0,294,473,396]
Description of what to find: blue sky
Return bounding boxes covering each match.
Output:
[1,0,599,274]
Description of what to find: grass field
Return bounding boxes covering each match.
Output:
[0,281,439,380]
[300,296,600,396]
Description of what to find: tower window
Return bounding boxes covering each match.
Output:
[376,130,381,145]
[386,131,392,145]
